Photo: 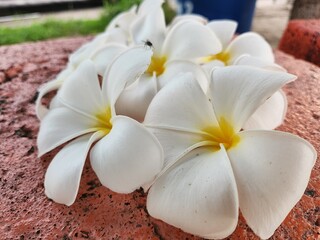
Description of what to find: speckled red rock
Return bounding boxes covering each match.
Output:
[279,19,320,67]
[0,37,319,239]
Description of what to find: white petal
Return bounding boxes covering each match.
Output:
[145,75,218,172]
[44,132,104,206]
[90,43,127,76]
[55,65,74,80]
[69,36,104,68]
[226,32,274,64]
[243,90,287,130]
[207,20,237,48]
[209,66,296,132]
[70,30,127,68]
[100,28,128,45]
[69,41,92,68]
[58,60,104,116]
[147,147,239,239]
[115,74,158,122]
[201,61,225,77]
[145,127,206,173]
[36,67,73,120]
[138,0,164,15]
[169,14,208,30]
[228,130,316,239]
[130,7,166,53]
[145,74,217,131]
[49,95,63,109]
[159,60,209,91]
[102,46,152,112]
[162,21,222,61]
[106,6,137,33]
[36,78,63,120]
[234,55,286,72]
[90,116,163,193]
[37,107,99,156]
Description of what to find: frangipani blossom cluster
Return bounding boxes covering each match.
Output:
[36,0,317,239]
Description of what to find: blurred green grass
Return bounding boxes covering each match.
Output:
[0,18,106,45]
[0,0,175,46]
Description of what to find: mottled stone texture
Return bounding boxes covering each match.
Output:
[0,37,319,240]
[279,19,320,67]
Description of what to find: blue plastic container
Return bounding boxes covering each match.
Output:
[177,0,257,33]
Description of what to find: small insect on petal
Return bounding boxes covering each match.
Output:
[143,39,154,49]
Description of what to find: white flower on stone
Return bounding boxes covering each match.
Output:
[144,66,316,239]
[35,28,127,120]
[198,20,288,131]
[35,0,165,121]
[115,4,221,122]
[202,20,275,68]
[37,46,163,206]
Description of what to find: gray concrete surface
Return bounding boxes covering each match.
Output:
[252,0,292,48]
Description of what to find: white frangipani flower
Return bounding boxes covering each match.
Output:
[203,20,274,67]
[35,0,166,121]
[131,7,220,63]
[37,46,163,206]
[200,20,288,130]
[106,0,164,42]
[35,28,127,120]
[116,6,221,122]
[144,66,316,239]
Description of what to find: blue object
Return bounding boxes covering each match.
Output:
[177,0,257,33]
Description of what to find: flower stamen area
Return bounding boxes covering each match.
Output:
[202,51,231,65]
[146,55,167,76]
[95,107,112,135]
[202,117,240,151]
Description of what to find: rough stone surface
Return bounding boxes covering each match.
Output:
[279,19,320,67]
[0,37,319,239]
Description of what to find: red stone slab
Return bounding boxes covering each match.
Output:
[0,37,319,239]
[279,19,320,67]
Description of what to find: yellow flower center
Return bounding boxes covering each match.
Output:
[202,51,231,65]
[146,55,167,76]
[95,107,112,135]
[202,117,240,151]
